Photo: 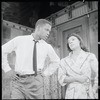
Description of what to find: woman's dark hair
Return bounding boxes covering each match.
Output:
[66,33,89,52]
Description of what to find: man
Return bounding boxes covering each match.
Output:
[2,19,60,99]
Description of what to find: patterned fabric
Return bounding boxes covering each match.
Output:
[58,50,98,99]
[43,55,61,99]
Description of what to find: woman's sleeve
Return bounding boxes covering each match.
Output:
[89,53,98,98]
[90,53,98,85]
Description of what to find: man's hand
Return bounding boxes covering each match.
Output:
[37,69,46,77]
[4,70,19,80]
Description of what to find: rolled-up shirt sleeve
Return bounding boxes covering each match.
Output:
[2,37,17,73]
[43,44,60,76]
[90,53,98,84]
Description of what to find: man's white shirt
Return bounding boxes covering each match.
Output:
[2,34,60,75]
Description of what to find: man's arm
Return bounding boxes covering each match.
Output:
[2,37,17,73]
[43,44,60,76]
[2,37,20,79]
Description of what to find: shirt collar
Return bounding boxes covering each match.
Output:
[30,33,44,43]
[30,33,34,40]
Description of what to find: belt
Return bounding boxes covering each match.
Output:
[16,74,34,78]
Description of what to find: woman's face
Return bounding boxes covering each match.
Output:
[68,36,80,51]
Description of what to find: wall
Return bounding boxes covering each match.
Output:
[88,11,98,58]
[2,23,32,99]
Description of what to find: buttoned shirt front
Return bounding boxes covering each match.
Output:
[2,34,60,75]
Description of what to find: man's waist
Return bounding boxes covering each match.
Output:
[16,70,43,78]
[15,69,43,74]
[16,73,35,78]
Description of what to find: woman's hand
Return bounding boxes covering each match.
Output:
[93,84,98,99]
[64,75,89,84]
[75,75,89,83]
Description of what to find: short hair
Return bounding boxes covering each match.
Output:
[35,19,52,29]
[66,33,89,52]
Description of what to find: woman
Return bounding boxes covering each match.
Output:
[58,33,98,99]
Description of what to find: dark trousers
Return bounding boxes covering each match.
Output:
[10,74,44,99]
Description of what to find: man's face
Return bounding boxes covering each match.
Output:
[38,24,51,40]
